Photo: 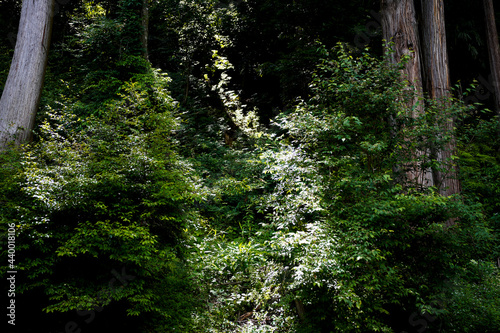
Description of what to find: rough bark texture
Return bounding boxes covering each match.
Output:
[419,0,460,198]
[381,0,422,98]
[483,0,500,115]
[0,0,55,148]
[381,0,434,187]
[419,0,450,100]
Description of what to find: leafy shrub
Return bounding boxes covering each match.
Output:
[440,260,500,332]
[254,44,499,332]
[0,69,198,331]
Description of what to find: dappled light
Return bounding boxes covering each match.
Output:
[0,0,499,332]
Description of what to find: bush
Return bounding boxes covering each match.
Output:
[254,43,499,332]
[0,69,199,332]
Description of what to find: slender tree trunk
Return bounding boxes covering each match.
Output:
[483,0,500,116]
[419,0,450,100]
[419,0,460,198]
[141,0,149,61]
[381,0,434,187]
[0,0,55,149]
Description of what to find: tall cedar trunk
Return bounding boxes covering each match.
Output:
[381,0,434,187]
[419,0,460,198]
[0,0,55,149]
[141,0,149,61]
[483,0,500,116]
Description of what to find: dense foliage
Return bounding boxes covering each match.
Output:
[1,0,499,332]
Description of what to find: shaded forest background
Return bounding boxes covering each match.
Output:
[0,0,499,332]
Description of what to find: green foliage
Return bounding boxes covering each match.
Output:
[40,0,151,117]
[146,42,500,333]
[2,1,500,332]
[458,113,500,224]
[440,260,500,332]
[252,44,499,332]
[75,0,146,63]
[0,68,199,330]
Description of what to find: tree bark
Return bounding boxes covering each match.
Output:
[381,0,422,99]
[0,0,55,149]
[419,0,450,101]
[483,0,500,116]
[141,0,149,61]
[381,0,434,187]
[419,0,460,198]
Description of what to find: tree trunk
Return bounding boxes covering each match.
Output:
[381,0,422,98]
[483,0,500,116]
[419,0,450,101]
[141,0,149,61]
[381,0,434,187]
[0,0,55,149]
[419,0,460,198]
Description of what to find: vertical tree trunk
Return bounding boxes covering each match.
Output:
[419,0,460,198]
[483,0,500,116]
[381,0,422,99]
[419,0,450,100]
[141,0,149,61]
[0,0,55,149]
[381,0,434,187]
